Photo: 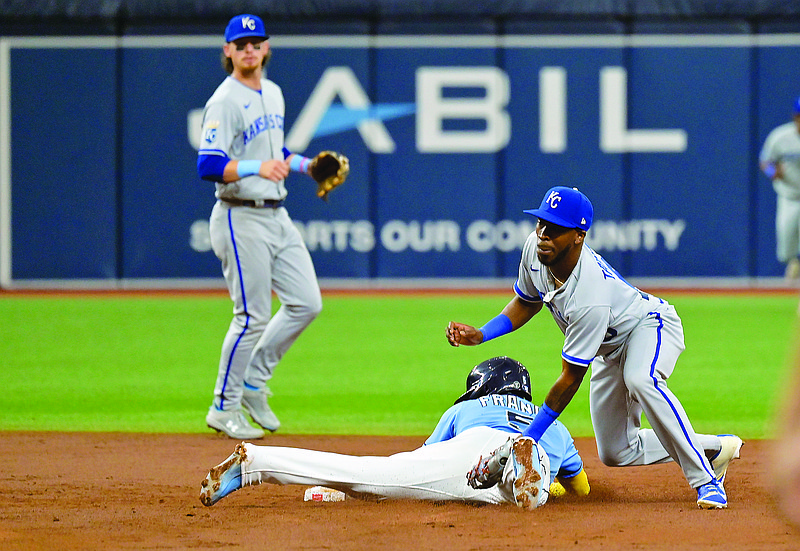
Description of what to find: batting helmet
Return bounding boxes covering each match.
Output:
[454,356,532,404]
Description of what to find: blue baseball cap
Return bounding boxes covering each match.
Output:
[524,186,594,231]
[793,96,800,115]
[225,14,268,43]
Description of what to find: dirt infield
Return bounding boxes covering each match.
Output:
[1,433,797,550]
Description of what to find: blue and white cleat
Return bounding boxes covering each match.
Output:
[710,434,743,488]
[697,480,727,509]
[510,437,547,510]
[200,443,247,506]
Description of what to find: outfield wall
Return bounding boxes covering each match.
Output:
[2,24,800,288]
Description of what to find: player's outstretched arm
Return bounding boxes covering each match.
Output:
[447,297,542,347]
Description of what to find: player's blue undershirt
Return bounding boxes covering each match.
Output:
[424,395,583,483]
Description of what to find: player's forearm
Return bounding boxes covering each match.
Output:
[500,296,541,328]
[479,297,540,342]
[545,361,587,412]
[522,361,586,440]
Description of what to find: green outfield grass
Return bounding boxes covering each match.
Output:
[0,292,796,438]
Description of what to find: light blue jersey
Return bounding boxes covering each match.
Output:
[424,396,583,483]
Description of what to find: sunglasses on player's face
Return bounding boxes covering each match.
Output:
[233,38,265,51]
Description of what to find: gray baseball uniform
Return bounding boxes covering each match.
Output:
[760,121,800,263]
[514,235,719,488]
[200,75,322,414]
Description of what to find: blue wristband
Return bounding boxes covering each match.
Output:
[236,160,262,178]
[522,403,559,441]
[478,314,513,342]
[764,163,777,179]
[289,155,311,173]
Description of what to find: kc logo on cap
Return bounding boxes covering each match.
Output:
[524,186,594,231]
[225,14,268,43]
[544,190,563,209]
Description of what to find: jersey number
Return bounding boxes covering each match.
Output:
[507,411,533,432]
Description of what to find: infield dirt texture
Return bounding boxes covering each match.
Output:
[1,432,797,550]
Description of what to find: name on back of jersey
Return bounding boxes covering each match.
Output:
[478,394,536,415]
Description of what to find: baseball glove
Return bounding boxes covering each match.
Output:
[308,151,349,201]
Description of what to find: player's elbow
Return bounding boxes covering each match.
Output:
[197,154,229,183]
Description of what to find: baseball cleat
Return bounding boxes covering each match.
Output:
[510,437,542,510]
[710,434,743,487]
[242,387,281,432]
[696,480,727,509]
[468,437,513,489]
[200,443,247,506]
[206,407,265,439]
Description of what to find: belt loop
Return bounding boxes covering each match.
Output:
[254,199,265,208]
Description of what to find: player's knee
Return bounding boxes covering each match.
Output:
[596,445,636,467]
[622,371,654,400]
[597,448,621,466]
[289,298,322,321]
[305,296,323,318]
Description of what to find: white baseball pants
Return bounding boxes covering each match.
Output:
[239,427,549,506]
[209,202,322,410]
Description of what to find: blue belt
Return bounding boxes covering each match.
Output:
[221,198,284,208]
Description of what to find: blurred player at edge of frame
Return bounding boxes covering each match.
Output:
[447,186,743,510]
[200,356,590,509]
[760,96,800,280]
[196,14,333,439]
[771,336,800,529]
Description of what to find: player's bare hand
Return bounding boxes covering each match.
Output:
[446,321,483,347]
[259,159,291,181]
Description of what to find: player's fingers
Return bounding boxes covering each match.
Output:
[446,322,460,346]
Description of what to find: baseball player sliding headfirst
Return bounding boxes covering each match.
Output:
[200,357,590,509]
[197,14,349,440]
[447,186,743,509]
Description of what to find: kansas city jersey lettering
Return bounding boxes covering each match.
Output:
[243,113,285,145]
[590,247,651,300]
[590,248,617,280]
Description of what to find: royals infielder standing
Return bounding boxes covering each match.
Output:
[197,14,331,439]
[447,186,743,509]
[760,96,800,279]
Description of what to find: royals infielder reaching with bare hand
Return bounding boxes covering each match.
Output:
[447,186,743,510]
[196,14,346,439]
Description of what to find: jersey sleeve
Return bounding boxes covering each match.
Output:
[424,405,459,445]
[553,423,584,479]
[536,418,582,484]
[198,100,239,158]
[561,305,611,367]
